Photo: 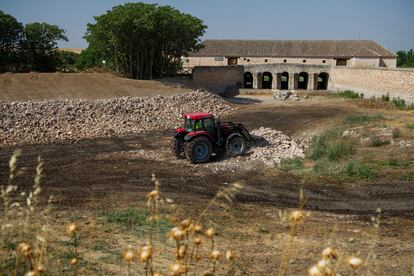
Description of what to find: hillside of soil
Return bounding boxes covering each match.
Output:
[0,72,194,101]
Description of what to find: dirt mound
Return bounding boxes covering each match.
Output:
[0,91,233,146]
[0,72,194,101]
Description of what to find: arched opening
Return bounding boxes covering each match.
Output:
[298,72,309,90]
[317,72,329,90]
[244,72,253,88]
[262,72,272,89]
[281,72,289,90]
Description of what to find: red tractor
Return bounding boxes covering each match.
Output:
[172,112,252,164]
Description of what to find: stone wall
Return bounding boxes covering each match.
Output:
[192,65,244,96]
[330,67,414,103]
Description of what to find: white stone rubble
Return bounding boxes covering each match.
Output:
[248,127,305,167]
[0,91,233,146]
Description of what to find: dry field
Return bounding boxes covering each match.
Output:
[0,74,413,275]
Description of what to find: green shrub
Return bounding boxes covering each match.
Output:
[308,128,355,161]
[280,157,304,171]
[391,97,406,109]
[405,123,414,129]
[344,160,376,179]
[381,93,390,102]
[337,90,362,99]
[343,114,384,125]
[327,139,355,161]
[399,173,414,181]
[356,164,376,179]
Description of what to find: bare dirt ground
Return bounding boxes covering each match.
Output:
[1,93,413,275]
[0,72,193,101]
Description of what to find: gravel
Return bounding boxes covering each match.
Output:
[0,91,233,146]
[248,127,305,167]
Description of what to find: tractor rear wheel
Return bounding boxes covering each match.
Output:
[227,136,247,157]
[172,138,185,159]
[185,136,212,164]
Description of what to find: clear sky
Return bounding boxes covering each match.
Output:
[1,0,413,52]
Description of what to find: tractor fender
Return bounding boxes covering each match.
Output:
[174,130,187,139]
[225,133,243,148]
[184,131,213,142]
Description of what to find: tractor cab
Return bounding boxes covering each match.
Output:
[183,112,217,140]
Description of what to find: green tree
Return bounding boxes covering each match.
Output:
[0,10,23,71]
[75,47,104,70]
[397,49,414,68]
[56,50,79,72]
[84,2,206,79]
[21,22,68,71]
[396,50,406,67]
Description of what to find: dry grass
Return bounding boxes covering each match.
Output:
[0,151,395,275]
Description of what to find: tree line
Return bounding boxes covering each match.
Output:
[0,10,68,72]
[1,3,206,79]
[396,49,414,68]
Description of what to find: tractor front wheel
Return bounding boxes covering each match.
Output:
[185,136,212,164]
[227,136,247,157]
[172,138,185,159]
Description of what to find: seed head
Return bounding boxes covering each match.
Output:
[36,264,45,273]
[70,258,78,266]
[322,247,338,260]
[68,223,78,234]
[209,250,222,261]
[206,227,215,238]
[178,245,187,258]
[225,250,235,262]
[140,246,152,263]
[147,190,159,199]
[180,218,192,230]
[308,265,321,276]
[193,237,202,245]
[169,227,185,241]
[290,210,304,223]
[317,259,328,269]
[17,243,32,258]
[123,250,134,262]
[169,263,187,275]
[348,257,362,269]
[192,224,203,233]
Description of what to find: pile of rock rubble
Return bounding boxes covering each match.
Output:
[272,91,301,101]
[0,91,233,146]
[249,127,305,167]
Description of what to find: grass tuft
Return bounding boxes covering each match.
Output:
[105,208,173,236]
[337,90,363,99]
[280,157,304,171]
[343,114,384,125]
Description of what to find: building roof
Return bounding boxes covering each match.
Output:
[189,40,396,58]
[57,48,85,54]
